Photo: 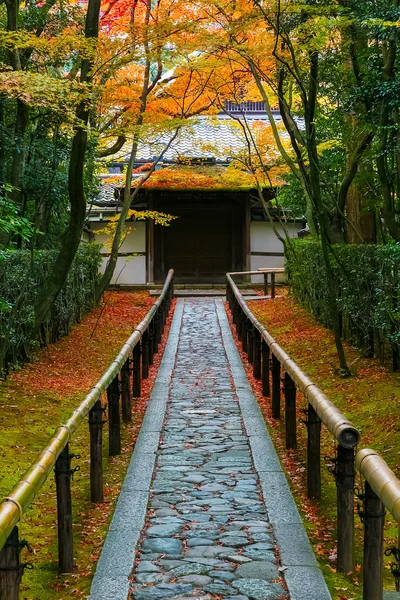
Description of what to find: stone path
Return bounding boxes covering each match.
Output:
[89,299,331,600]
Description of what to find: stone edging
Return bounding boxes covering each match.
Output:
[215,299,332,600]
[88,300,185,600]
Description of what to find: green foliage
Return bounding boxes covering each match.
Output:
[0,243,101,377]
[0,186,35,243]
[286,240,400,356]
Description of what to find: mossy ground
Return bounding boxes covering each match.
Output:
[0,291,172,599]
[228,292,400,600]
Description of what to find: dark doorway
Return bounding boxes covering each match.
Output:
[152,191,247,283]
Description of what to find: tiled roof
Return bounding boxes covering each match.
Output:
[114,113,293,164]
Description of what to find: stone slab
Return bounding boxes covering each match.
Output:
[284,566,332,600]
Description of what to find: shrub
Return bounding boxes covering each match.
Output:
[285,240,400,367]
[0,244,101,377]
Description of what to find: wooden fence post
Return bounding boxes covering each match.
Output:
[107,375,121,456]
[271,272,276,298]
[153,313,160,354]
[284,372,297,449]
[132,344,141,398]
[307,403,321,498]
[248,324,254,364]
[271,354,281,419]
[55,444,74,573]
[148,321,154,367]
[253,328,262,379]
[89,400,103,503]
[0,526,21,600]
[363,482,385,600]
[241,314,248,353]
[337,446,355,573]
[262,339,270,396]
[263,273,268,296]
[121,359,132,423]
[142,331,150,379]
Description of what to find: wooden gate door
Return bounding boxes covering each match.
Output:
[164,213,232,283]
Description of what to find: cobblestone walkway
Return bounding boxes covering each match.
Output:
[90,298,331,600]
[130,300,288,600]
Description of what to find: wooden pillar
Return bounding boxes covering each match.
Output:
[363,482,385,600]
[262,340,270,396]
[244,196,251,279]
[337,446,355,573]
[147,195,155,284]
[121,359,132,423]
[0,526,21,600]
[55,444,74,573]
[271,354,281,419]
[89,400,103,503]
[107,375,121,456]
[142,331,150,379]
[271,272,276,298]
[132,344,141,398]
[253,328,261,379]
[307,404,321,498]
[284,372,297,449]
[263,273,268,297]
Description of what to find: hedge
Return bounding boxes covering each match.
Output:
[285,240,400,368]
[0,243,101,377]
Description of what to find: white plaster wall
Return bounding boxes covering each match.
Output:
[90,221,146,253]
[250,221,301,283]
[99,255,146,285]
[90,221,147,285]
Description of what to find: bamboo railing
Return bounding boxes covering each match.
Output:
[226,272,400,599]
[0,270,174,599]
[226,272,359,572]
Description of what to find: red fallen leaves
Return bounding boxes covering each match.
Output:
[8,291,154,399]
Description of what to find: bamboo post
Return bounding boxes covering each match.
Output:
[89,399,103,503]
[121,359,132,423]
[262,339,270,396]
[0,526,21,600]
[284,372,297,449]
[253,328,262,380]
[307,403,321,498]
[107,375,121,456]
[363,482,385,600]
[271,272,276,298]
[248,324,254,364]
[271,354,281,419]
[132,343,141,399]
[263,273,268,296]
[142,330,150,379]
[55,444,74,573]
[337,446,355,573]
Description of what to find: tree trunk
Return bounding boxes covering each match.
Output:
[33,0,101,331]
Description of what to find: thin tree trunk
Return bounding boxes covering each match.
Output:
[33,0,101,331]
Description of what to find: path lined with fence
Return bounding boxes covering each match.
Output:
[89,298,330,600]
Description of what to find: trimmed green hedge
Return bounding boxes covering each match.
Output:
[285,240,400,366]
[0,244,101,377]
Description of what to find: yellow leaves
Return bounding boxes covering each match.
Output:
[317,140,342,155]
[97,210,177,250]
